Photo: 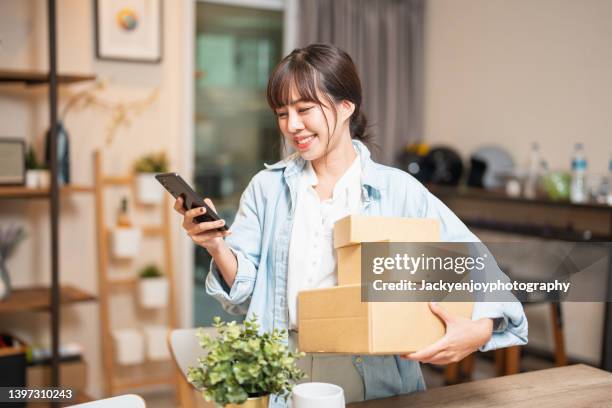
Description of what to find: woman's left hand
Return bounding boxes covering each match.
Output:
[401,302,493,365]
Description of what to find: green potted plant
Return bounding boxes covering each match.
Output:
[24,146,50,189]
[137,264,168,309]
[133,152,168,204]
[188,316,305,408]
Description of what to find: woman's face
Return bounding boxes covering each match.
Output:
[274,86,347,162]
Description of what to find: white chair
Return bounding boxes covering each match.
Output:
[168,327,217,408]
[68,394,145,407]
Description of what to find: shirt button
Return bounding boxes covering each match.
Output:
[355,357,363,364]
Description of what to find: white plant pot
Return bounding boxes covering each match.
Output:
[111,227,142,259]
[136,173,163,204]
[112,227,142,259]
[138,277,168,309]
[112,329,145,365]
[25,170,50,189]
[144,325,170,361]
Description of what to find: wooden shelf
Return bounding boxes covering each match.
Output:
[0,285,96,314]
[102,176,134,185]
[0,69,96,85]
[428,184,612,212]
[0,184,95,199]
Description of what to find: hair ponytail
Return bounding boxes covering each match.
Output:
[350,110,371,143]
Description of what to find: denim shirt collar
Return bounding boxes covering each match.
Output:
[263,140,386,200]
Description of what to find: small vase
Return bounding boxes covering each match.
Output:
[138,277,169,309]
[0,256,12,300]
[45,121,71,185]
[226,395,269,408]
[136,173,163,204]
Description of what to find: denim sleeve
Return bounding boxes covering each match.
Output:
[205,179,262,315]
[418,188,528,351]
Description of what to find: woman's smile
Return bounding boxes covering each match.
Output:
[294,134,317,151]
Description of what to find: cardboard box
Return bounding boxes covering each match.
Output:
[335,216,440,285]
[333,215,440,248]
[298,285,473,354]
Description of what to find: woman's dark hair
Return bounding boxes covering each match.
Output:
[266,43,371,144]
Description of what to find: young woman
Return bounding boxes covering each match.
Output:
[174,44,527,406]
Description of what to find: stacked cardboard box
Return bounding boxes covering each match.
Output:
[298,215,474,354]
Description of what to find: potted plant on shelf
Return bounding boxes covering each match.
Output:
[133,152,168,204]
[137,264,168,309]
[24,147,50,189]
[188,316,305,408]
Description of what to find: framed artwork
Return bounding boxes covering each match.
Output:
[0,139,25,186]
[95,0,163,63]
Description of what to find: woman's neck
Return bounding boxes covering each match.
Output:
[311,133,357,181]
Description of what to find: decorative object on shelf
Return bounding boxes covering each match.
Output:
[422,146,464,186]
[143,325,170,361]
[0,226,26,300]
[61,80,159,145]
[44,121,70,185]
[0,138,26,186]
[137,264,168,309]
[95,0,163,63]
[133,152,168,204]
[397,143,430,183]
[116,196,132,227]
[111,227,141,259]
[398,144,463,186]
[25,146,50,189]
[111,196,142,258]
[188,316,305,407]
[542,171,571,201]
[111,328,145,365]
[469,145,515,190]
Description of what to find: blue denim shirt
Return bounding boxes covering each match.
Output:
[205,140,528,406]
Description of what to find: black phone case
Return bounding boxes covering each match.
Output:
[155,172,229,231]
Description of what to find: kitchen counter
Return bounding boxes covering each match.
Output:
[348,364,612,408]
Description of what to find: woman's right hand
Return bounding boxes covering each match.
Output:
[174,196,231,252]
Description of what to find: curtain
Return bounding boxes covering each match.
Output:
[298,0,425,165]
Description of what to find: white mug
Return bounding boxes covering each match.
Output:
[292,382,345,408]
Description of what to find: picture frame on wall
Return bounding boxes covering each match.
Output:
[0,139,26,186]
[95,0,163,63]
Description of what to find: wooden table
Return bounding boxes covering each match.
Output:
[348,364,612,408]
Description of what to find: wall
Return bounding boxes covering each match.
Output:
[424,0,611,174]
[424,0,611,363]
[0,0,191,398]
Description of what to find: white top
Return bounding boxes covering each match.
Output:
[287,154,363,329]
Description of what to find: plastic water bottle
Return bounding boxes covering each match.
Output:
[523,142,540,199]
[570,143,587,204]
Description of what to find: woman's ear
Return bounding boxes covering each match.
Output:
[339,100,355,122]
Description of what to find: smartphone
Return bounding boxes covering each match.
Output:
[155,172,229,231]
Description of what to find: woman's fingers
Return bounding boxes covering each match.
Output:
[173,197,186,215]
[186,219,226,237]
[191,229,231,244]
[182,206,206,229]
[403,338,447,362]
[204,198,217,212]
